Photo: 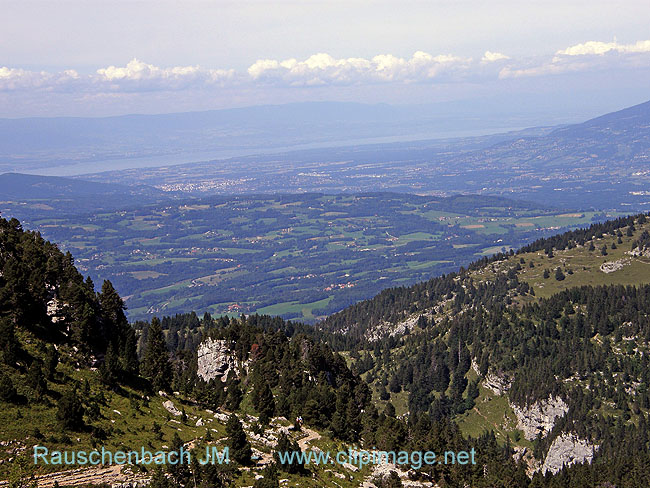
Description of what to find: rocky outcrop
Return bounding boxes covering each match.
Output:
[512,446,542,477]
[197,338,240,382]
[483,370,512,396]
[364,311,437,342]
[46,297,65,323]
[629,247,650,258]
[163,400,181,416]
[600,259,629,273]
[510,396,568,440]
[541,433,596,474]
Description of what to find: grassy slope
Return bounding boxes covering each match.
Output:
[0,334,370,487]
[361,216,650,446]
[457,217,650,442]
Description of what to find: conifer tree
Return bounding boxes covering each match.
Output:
[44,345,58,381]
[100,342,119,387]
[0,317,18,366]
[26,362,46,401]
[225,380,243,411]
[252,377,275,424]
[274,433,303,474]
[0,373,16,402]
[99,280,138,375]
[57,387,85,431]
[141,317,172,392]
[225,414,252,465]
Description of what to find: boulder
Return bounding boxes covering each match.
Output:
[163,400,182,417]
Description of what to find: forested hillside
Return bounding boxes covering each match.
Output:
[324,212,650,485]
[3,213,650,487]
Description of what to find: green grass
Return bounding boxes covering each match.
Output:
[456,386,525,445]
[256,296,333,320]
[515,228,650,298]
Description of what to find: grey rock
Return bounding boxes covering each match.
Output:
[510,396,568,441]
[197,338,240,383]
[163,400,182,417]
[542,433,597,474]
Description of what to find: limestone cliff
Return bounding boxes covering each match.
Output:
[510,396,568,441]
[196,338,240,382]
[541,433,597,474]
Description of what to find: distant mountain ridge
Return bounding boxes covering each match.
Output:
[0,172,163,199]
[61,97,650,212]
[0,172,171,217]
[552,98,650,136]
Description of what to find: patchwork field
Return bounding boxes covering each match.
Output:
[24,193,611,322]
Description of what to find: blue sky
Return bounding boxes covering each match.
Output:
[1,0,649,117]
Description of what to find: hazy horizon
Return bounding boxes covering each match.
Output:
[2,1,649,118]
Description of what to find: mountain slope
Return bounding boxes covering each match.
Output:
[2,216,514,488]
[4,213,650,487]
[326,212,650,482]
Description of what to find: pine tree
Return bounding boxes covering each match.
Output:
[100,342,119,387]
[26,362,46,401]
[274,433,303,474]
[225,414,252,465]
[252,377,275,425]
[44,345,58,381]
[99,280,138,376]
[148,466,170,488]
[168,432,190,486]
[0,373,16,402]
[225,380,243,411]
[0,317,19,366]
[57,387,85,431]
[141,317,172,392]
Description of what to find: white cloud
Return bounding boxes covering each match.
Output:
[498,62,586,79]
[2,39,649,93]
[556,39,650,56]
[500,38,650,79]
[0,59,235,93]
[0,66,80,91]
[248,51,470,86]
[96,59,235,91]
[482,51,510,63]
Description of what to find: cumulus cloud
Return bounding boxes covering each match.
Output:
[481,51,510,63]
[248,51,471,85]
[2,39,649,93]
[0,59,235,93]
[556,39,650,56]
[95,59,235,91]
[500,38,650,79]
[0,67,81,91]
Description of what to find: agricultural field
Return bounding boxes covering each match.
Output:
[25,193,610,322]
